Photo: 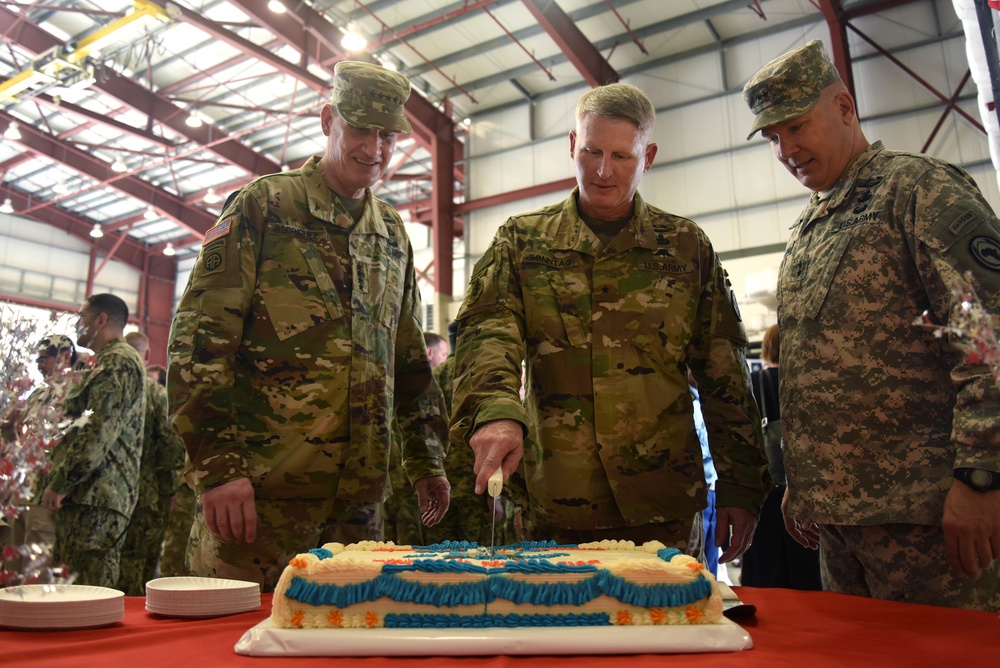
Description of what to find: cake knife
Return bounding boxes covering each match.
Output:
[487,466,503,561]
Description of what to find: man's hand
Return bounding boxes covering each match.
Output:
[716,506,757,563]
[41,488,67,512]
[201,477,257,544]
[469,419,524,495]
[943,479,1000,579]
[780,485,819,549]
[415,475,451,527]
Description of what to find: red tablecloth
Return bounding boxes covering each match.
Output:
[3,588,998,667]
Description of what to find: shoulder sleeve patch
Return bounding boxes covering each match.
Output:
[203,216,233,246]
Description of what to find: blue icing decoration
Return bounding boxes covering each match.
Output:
[383,613,611,628]
[285,541,712,614]
[656,547,682,562]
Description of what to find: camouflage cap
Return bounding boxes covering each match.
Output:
[36,333,75,356]
[742,39,841,140]
[332,60,412,135]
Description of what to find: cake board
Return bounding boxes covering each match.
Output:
[234,617,753,657]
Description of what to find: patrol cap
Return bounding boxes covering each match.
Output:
[331,60,412,135]
[36,334,75,356]
[742,39,841,140]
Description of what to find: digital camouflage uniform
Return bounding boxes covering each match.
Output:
[776,141,1000,609]
[168,155,447,589]
[117,377,185,594]
[157,473,195,577]
[47,338,146,587]
[451,189,770,544]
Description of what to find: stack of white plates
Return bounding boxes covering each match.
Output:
[145,576,260,617]
[0,584,125,630]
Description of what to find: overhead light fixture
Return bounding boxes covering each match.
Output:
[203,187,221,204]
[341,25,367,52]
[163,242,176,256]
[144,205,157,220]
[379,56,397,72]
[4,121,21,140]
[185,112,203,128]
[462,117,472,127]
[267,0,286,13]
[90,223,103,238]
[0,198,12,214]
[53,179,69,195]
[111,156,127,173]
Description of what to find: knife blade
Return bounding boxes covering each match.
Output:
[487,466,503,561]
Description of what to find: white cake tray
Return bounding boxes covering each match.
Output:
[234,617,752,656]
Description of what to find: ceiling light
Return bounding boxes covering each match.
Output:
[267,0,286,13]
[53,179,69,195]
[163,242,176,256]
[4,121,21,140]
[111,156,127,173]
[90,223,103,238]
[185,112,203,128]
[144,205,157,220]
[203,187,221,204]
[462,117,472,126]
[0,198,12,214]
[379,57,397,72]
[341,26,367,52]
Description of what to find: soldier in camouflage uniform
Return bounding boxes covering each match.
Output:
[167,61,450,591]
[451,83,770,562]
[116,332,185,595]
[42,294,146,588]
[743,40,1000,611]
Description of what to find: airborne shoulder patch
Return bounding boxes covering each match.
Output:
[203,217,233,246]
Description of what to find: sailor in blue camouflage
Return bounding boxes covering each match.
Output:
[451,83,770,560]
[117,332,186,595]
[42,294,146,588]
[167,61,449,591]
[744,39,1000,611]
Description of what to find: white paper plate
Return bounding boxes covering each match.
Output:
[145,577,260,617]
[145,577,259,593]
[0,585,124,630]
[235,617,753,656]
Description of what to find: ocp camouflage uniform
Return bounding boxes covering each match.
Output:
[777,142,1000,609]
[117,377,185,594]
[168,155,447,589]
[46,338,146,587]
[384,421,425,545]
[451,189,770,545]
[424,354,510,545]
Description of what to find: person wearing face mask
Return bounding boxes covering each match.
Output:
[39,294,146,587]
[167,61,449,592]
[451,83,770,561]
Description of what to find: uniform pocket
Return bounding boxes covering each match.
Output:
[259,242,345,341]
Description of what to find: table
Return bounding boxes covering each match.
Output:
[3,588,998,667]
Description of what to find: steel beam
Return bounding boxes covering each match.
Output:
[520,0,618,87]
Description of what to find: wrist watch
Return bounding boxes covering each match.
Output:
[953,467,1000,493]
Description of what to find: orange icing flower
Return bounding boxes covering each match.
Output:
[374,558,413,565]
[290,611,304,628]
[649,608,665,624]
[685,561,704,572]
[685,605,704,623]
[327,610,343,627]
[365,611,380,628]
[288,557,308,569]
[481,560,506,567]
[616,610,633,626]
